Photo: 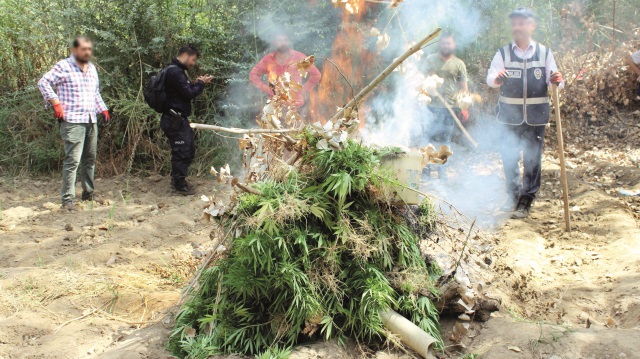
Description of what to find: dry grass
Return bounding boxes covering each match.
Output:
[0,259,175,325]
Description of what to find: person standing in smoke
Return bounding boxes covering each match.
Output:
[249,32,321,111]
[487,8,564,219]
[422,33,469,179]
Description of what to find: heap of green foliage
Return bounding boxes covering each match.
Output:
[168,138,442,358]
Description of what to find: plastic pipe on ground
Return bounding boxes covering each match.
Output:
[379,308,437,359]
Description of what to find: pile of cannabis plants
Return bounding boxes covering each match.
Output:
[168,137,442,358]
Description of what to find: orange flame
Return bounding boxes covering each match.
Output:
[266,64,278,84]
[310,0,379,127]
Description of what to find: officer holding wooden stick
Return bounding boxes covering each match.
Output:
[486,8,564,219]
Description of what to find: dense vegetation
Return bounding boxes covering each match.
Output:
[0,0,637,176]
[0,0,337,176]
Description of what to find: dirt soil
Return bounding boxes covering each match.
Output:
[1,119,640,359]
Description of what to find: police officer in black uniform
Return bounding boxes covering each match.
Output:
[161,44,213,195]
[487,8,564,219]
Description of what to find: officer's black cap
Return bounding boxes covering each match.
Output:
[509,8,535,19]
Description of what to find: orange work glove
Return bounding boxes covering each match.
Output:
[101,110,110,121]
[459,109,469,122]
[53,103,64,119]
[550,71,563,85]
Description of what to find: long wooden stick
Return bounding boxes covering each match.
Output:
[329,28,442,123]
[552,85,571,232]
[434,92,478,148]
[190,123,296,134]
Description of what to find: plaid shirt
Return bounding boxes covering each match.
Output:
[37,55,108,123]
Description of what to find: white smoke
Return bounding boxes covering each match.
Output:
[362,60,430,147]
[361,1,525,226]
[223,1,529,226]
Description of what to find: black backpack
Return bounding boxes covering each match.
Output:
[144,64,177,113]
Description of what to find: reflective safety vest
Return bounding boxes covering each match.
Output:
[496,43,550,126]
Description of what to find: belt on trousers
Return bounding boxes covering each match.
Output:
[499,96,549,105]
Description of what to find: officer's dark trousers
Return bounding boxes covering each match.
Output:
[160,114,196,186]
[499,123,546,201]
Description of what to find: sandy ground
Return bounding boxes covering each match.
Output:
[1,124,640,359]
[0,175,210,359]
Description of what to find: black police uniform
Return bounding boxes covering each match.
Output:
[161,58,205,188]
[496,43,551,204]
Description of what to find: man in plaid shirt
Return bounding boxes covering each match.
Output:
[37,36,110,211]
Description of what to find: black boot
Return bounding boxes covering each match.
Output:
[172,177,195,196]
[511,195,534,219]
[184,180,197,191]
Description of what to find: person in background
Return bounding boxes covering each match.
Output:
[161,44,214,196]
[486,8,564,219]
[422,33,469,179]
[249,32,321,109]
[625,50,640,100]
[37,36,109,211]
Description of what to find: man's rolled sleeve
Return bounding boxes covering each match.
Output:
[546,50,564,89]
[95,90,108,113]
[37,62,64,103]
[486,52,504,89]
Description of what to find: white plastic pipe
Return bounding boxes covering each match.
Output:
[379,308,437,359]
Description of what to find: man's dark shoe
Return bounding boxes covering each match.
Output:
[172,178,195,196]
[184,180,197,191]
[174,184,195,196]
[61,201,76,212]
[511,195,534,219]
[81,192,94,201]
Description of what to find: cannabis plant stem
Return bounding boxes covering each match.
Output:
[454,218,476,273]
[233,181,264,196]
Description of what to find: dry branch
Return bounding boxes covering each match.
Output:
[232,180,264,196]
[330,28,442,123]
[190,123,297,134]
[54,307,99,335]
[434,92,478,148]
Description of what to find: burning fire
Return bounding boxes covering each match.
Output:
[311,0,377,127]
[331,0,361,14]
